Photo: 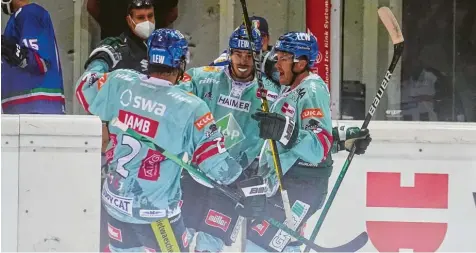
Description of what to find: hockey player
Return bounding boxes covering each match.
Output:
[177,25,274,252]
[177,26,371,252]
[246,31,338,252]
[1,0,65,114]
[75,28,265,252]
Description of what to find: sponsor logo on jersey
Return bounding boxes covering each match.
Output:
[133,96,167,116]
[199,78,219,85]
[118,110,159,138]
[115,73,134,82]
[138,149,166,181]
[140,59,148,72]
[108,223,123,242]
[97,73,108,90]
[202,66,221,72]
[194,112,214,130]
[281,102,295,117]
[167,92,193,103]
[139,209,167,218]
[102,185,133,216]
[205,209,231,232]
[120,89,133,106]
[181,73,192,82]
[217,94,251,112]
[256,88,278,102]
[230,216,244,242]
[242,184,268,196]
[252,220,270,236]
[301,108,324,119]
[215,113,245,149]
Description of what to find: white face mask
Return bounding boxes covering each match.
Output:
[131,17,155,39]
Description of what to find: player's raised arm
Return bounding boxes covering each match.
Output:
[75,37,125,118]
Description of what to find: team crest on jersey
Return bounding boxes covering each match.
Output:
[202,66,221,72]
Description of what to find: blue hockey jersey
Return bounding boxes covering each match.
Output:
[1,3,64,114]
[76,59,243,224]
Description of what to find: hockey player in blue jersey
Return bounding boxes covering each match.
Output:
[1,0,65,114]
[246,31,344,252]
[75,28,266,252]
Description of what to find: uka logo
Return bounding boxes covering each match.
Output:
[366,172,449,252]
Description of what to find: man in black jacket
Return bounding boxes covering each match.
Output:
[87,0,155,74]
[87,0,178,39]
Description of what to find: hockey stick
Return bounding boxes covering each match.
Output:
[238,0,294,226]
[304,7,405,252]
[110,118,363,252]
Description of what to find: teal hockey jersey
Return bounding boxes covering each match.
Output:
[176,65,279,168]
[259,74,334,176]
[75,60,242,224]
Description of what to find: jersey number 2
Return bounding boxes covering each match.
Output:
[116,135,141,178]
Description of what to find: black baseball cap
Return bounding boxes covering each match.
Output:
[250,16,269,36]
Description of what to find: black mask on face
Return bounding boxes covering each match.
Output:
[1,0,13,15]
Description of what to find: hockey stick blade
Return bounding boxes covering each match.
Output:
[377,7,404,45]
[304,6,404,253]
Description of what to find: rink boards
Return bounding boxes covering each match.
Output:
[1,115,476,252]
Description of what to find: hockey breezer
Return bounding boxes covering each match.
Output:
[239,0,294,226]
[111,118,366,252]
[304,6,405,252]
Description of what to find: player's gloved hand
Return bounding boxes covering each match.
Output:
[251,111,299,149]
[84,37,125,71]
[235,176,267,218]
[334,126,371,155]
[1,35,28,68]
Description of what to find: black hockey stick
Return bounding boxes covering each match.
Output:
[109,119,331,252]
[238,0,294,222]
[304,7,405,252]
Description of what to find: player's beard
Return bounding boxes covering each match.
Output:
[230,62,254,82]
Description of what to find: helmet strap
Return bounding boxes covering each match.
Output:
[175,59,187,84]
[288,62,307,87]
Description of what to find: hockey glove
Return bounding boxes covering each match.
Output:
[333,126,371,155]
[84,37,125,71]
[251,111,299,149]
[235,176,267,218]
[1,35,28,68]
